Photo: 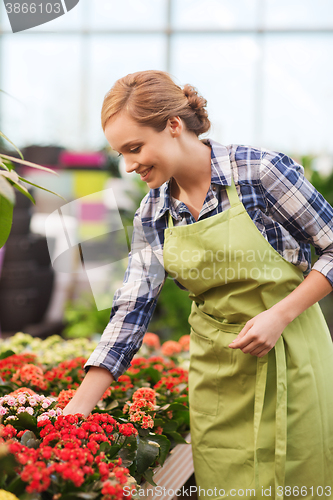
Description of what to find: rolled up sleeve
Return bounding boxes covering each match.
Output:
[259,150,333,287]
[84,209,167,380]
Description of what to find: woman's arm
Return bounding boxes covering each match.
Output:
[62,208,167,417]
[229,269,332,356]
[230,149,333,356]
[62,367,114,417]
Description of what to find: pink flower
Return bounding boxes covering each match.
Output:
[0,406,7,415]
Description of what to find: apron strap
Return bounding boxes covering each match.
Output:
[168,211,174,228]
[253,337,287,500]
[225,173,241,208]
[253,356,268,493]
[274,336,287,498]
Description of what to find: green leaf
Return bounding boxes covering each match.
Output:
[0,161,10,171]
[160,420,178,432]
[105,400,119,411]
[0,350,16,360]
[0,153,58,173]
[98,441,111,453]
[5,475,27,496]
[0,170,19,182]
[118,434,138,467]
[0,131,24,160]
[0,176,15,204]
[174,395,189,405]
[0,194,13,248]
[148,434,170,466]
[0,452,17,476]
[164,431,189,444]
[19,177,66,201]
[21,430,37,446]
[9,178,35,204]
[0,384,16,396]
[152,418,164,427]
[167,402,189,412]
[142,468,158,487]
[107,444,123,459]
[136,436,160,476]
[15,412,38,433]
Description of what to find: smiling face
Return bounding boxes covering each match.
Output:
[104,111,185,189]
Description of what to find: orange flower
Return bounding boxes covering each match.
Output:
[8,387,37,397]
[142,332,160,350]
[161,341,182,357]
[11,364,47,391]
[56,389,77,409]
[178,335,190,351]
[132,388,156,406]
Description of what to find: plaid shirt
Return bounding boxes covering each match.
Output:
[84,139,333,380]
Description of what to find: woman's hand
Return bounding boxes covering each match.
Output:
[62,366,114,418]
[228,270,332,357]
[228,308,289,357]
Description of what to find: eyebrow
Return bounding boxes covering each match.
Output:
[119,140,142,151]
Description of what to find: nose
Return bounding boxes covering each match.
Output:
[124,159,140,174]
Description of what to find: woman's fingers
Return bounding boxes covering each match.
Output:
[228,322,253,349]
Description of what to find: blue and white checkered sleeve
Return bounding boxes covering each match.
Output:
[259,150,333,287]
[84,209,167,380]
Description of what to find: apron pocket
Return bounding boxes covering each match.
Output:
[189,328,220,416]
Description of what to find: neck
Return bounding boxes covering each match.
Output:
[171,138,212,198]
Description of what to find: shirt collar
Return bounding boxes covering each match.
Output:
[152,138,231,222]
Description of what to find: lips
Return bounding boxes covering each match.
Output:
[139,167,153,180]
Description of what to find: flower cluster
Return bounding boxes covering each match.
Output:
[154,367,188,394]
[0,391,57,425]
[44,357,87,395]
[11,364,47,392]
[0,353,37,382]
[161,340,182,357]
[1,414,137,497]
[0,331,190,498]
[123,388,157,430]
[143,332,161,349]
[0,333,98,366]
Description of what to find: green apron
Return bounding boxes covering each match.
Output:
[163,174,333,499]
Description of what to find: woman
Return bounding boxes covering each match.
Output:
[63,70,333,499]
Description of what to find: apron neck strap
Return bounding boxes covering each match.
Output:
[168,211,174,228]
[225,174,240,207]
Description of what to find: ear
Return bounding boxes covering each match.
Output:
[167,116,183,137]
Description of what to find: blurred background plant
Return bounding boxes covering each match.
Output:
[0,124,64,249]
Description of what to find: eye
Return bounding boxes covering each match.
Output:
[130,146,141,154]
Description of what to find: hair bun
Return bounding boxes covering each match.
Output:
[182,84,210,134]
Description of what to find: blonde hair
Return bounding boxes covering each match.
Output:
[101,70,210,136]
